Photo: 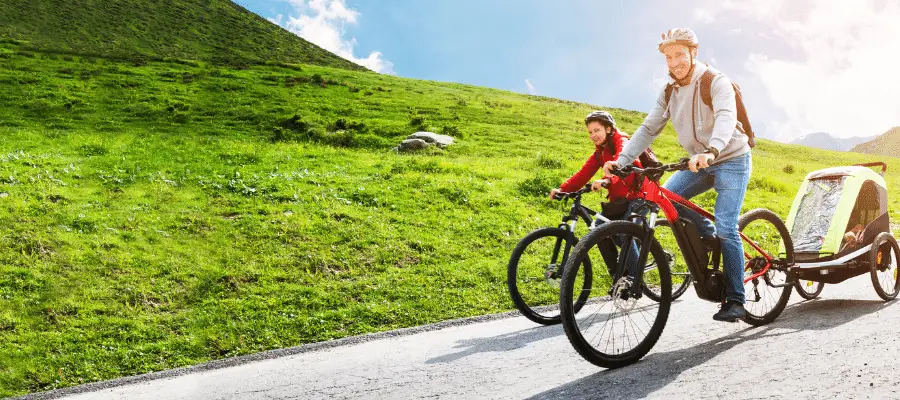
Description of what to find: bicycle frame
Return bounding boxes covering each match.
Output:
[619,176,783,302]
[547,187,609,279]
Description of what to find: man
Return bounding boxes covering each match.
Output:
[603,28,752,322]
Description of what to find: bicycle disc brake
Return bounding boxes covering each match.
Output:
[611,277,638,312]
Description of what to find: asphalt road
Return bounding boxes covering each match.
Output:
[22,273,900,400]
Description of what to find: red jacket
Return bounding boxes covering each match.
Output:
[559,129,649,200]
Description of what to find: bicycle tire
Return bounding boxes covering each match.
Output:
[739,208,793,326]
[869,232,900,301]
[794,279,824,300]
[559,221,671,368]
[507,227,593,325]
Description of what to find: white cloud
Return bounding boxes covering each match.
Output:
[268,14,284,26]
[274,0,394,74]
[525,79,536,95]
[694,7,717,23]
[717,0,900,139]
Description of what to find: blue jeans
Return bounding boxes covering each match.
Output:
[662,152,752,304]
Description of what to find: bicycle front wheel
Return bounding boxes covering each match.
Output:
[739,208,794,326]
[507,227,593,325]
[559,221,671,369]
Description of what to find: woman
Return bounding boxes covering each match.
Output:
[550,110,652,277]
[550,110,646,215]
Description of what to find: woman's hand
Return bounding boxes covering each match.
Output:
[602,161,621,177]
[549,188,562,200]
[591,179,610,192]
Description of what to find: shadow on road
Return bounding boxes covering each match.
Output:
[525,298,892,399]
[425,323,566,364]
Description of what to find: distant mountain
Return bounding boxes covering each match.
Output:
[0,0,365,70]
[790,132,878,152]
[851,127,900,157]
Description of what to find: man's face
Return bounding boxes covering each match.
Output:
[663,44,696,80]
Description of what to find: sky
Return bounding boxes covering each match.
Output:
[234,0,900,143]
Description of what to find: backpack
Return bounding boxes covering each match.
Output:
[638,146,663,168]
[664,67,756,148]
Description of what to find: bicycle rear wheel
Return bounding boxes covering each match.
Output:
[642,220,692,302]
[559,221,671,369]
[739,208,793,326]
[507,227,593,325]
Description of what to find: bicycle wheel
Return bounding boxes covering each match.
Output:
[559,221,671,369]
[739,208,793,326]
[507,227,593,325]
[869,232,899,301]
[794,279,824,300]
[642,220,692,302]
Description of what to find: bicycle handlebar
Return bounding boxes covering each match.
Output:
[552,184,594,200]
[608,158,691,181]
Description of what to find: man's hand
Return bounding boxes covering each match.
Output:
[549,188,562,200]
[602,161,621,177]
[688,153,715,172]
[591,178,610,192]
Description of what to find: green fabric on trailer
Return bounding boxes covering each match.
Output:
[783,165,888,257]
[823,168,887,254]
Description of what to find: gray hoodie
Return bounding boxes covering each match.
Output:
[615,62,750,166]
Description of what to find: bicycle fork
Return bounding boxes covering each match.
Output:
[611,210,659,299]
[547,218,578,283]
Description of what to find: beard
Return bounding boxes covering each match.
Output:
[670,65,690,79]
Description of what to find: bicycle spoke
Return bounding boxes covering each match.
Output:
[560,220,672,367]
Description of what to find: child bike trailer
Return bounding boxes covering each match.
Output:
[782,162,899,300]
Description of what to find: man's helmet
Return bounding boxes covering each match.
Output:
[584,110,615,127]
[658,28,699,53]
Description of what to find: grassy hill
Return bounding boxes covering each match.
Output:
[0,0,364,70]
[852,127,900,157]
[0,41,898,396]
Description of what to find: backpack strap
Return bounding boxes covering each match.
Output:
[699,68,718,108]
[664,83,675,107]
[698,65,757,148]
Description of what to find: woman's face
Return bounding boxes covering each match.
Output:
[587,121,610,146]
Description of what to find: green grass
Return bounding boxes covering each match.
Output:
[0,0,364,70]
[0,42,898,397]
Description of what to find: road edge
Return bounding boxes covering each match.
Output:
[12,309,523,400]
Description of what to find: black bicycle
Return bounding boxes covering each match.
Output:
[507,184,692,325]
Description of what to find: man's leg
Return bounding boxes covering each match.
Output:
[662,169,715,237]
[710,153,752,314]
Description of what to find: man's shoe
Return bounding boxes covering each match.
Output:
[713,301,746,322]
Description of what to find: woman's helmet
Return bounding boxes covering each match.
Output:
[584,110,616,127]
[658,28,699,53]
